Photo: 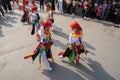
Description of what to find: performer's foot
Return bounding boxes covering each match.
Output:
[59,55,64,59]
[38,65,41,70]
[84,50,88,55]
[48,67,53,71]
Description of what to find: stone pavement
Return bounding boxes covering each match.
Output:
[0,4,120,80]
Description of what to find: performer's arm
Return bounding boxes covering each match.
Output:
[69,33,79,44]
[39,26,44,42]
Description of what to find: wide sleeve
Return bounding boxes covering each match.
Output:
[69,33,79,44]
[39,26,44,42]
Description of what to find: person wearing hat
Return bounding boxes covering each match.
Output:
[31,4,40,35]
[46,3,54,23]
[24,21,54,71]
[58,21,87,63]
[21,0,30,23]
[46,2,56,30]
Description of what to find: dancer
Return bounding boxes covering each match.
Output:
[46,2,56,30]
[24,21,54,71]
[31,4,40,35]
[59,21,87,63]
[21,0,30,23]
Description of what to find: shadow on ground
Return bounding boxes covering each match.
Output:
[42,62,85,80]
[53,28,69,40]
[61,58,115,80]
[0,26,4,37]
[90,19,115,27]
[0,12,20,37]
[83,41,96,56]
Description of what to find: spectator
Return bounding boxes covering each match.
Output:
[72,0,77,16]
[106,1,116,22]
[0,0,5,17]
[102,0,108,19]
[3,0,12,12]
[59,0,64,15]
[96,3,103,19]
[104,0,112,20]
[50,0,55,11]
[83,0,89,20]
[115,1,120,27]
[40,0,44,11]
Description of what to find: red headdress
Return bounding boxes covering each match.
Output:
[46,3,51,9]
[32,5,38,12]
[43,21,52,27]
[70,21,82,31]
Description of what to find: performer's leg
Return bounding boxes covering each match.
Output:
[31,25,35,35]
[7,1,12,11]
[42,51,52,71]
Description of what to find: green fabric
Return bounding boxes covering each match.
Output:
[49,2,52,7]
[32,20,37,25]
[85,9,88,15]
[69,51,75,63]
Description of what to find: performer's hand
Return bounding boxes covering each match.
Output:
[68,45,72,49]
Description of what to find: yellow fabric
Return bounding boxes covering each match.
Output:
[29,52,35,55]
[72,31,83,38]
[44,28,51,37]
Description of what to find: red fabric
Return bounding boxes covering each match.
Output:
[70,21,82,31]
[96,5,103,17]
[13,0,19,5]
[46,3,50,8]
[43,21,52,27]
[31,0,35,4]
[32,5,38,12]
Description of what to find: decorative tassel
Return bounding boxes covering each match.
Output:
[69,52,75,63]
[24,52,35,59]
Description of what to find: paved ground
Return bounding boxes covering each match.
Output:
[0,3,120,80]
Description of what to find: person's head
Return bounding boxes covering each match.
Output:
[43,21,52,30]
[103,0,107,4]
[112,1,115,5]
[70,21,82,32]
[32,5,38,13]
[46,3,52,11]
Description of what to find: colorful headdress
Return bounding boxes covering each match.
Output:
[70,21,82,31]
[46,2,52,8]
[32,5,38,12]
[43,21,52,27]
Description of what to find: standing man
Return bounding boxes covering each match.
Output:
[40,0,44,11]
[0,0,5,17]
[50,0,55,11]
[3,0,12,12]
[115,1,120,27]
[59,0,63,14]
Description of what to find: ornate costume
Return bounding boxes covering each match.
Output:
[24,21,54,71]
[59,21,87,63]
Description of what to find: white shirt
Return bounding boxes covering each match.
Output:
[59,0,63,3]
[32,11,38,21]
[39,26,44,43]
[69,33,80,45]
